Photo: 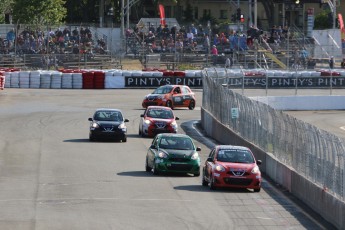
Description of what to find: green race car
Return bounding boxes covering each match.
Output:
[145,133,201,176]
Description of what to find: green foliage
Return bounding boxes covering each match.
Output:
[12,0,66,24]
[314,10,331,29]
[183,3,193,23]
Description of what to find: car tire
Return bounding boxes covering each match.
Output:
[166,100,173,109]
[202,171,208,186]
[194,171,200,177]
[89,134,95,142]
[254,188,261,192]
[152,162,159,175]
[145,158,152,172]
[209,176,216,190]
[122,136,127,142]
[188,100,195,110]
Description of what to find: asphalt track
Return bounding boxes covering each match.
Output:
[0,88,337,230]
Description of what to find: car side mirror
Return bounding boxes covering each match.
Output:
[88,118,93,121]
[256,160,262,165]
[196,147,201,151]
[207,157,213,162]
[150,144,156,149]
[175,117,180,120]
[124,119,129,122]
[140,114,144,117]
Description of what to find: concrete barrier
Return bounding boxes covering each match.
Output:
[201,107,345,229]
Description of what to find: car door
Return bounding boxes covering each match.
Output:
[139,108,148,133]
[147,136,159,167]
[204,148,216,179]
[181,86,193,106]
[172,86,184,106]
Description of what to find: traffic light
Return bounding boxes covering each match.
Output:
[237,8,241,21]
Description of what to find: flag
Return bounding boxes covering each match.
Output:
[159,4,166,26]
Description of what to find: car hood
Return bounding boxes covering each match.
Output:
[146,94,165,98]
[218,162,256,171]
[96,121,122,126]
[147,117,174,122]
[162,149,195,158]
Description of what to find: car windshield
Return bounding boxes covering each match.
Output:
[94,111,123,122]
[159,137,194,150]
[146,109,173,119]
[152,85,173,94]
[217,149,254,163]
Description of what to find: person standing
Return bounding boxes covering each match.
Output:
[211,45,218,65]
[329,56,335,69]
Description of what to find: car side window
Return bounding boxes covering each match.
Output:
[182,87,189,94]
[173,87,181,94]
[208,149,216,159]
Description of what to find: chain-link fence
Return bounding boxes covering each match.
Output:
[202,70,345,201]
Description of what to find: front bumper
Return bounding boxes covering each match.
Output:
[90,129,126,140]
[212,173,261,189]
[154,158,200,174]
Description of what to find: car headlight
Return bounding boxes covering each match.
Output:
[158,151,168,158]
[144,119,151,125]
[118,123,127,131]
[215,164,225,172]
[170,120,177,127]
[191,152,199,160]
[92,122,99,128]
[251,165,260,174]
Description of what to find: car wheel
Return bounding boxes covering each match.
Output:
[166,100,173,109]
[89,134,95,142]
[209,175,216,190]
[254,188,261,192]
[152,161,159,175]
[194,171,200,177]
[139,129,141,136]
[145,157,152,172]
[188,100,195,110]
[202,171,208,186]
[122,136,127,142]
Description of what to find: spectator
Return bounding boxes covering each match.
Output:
[225,57,233,68]
[329,56,335,69]
[307,58,316,69]
[149,24,155,34]
[203,34,210,53]
[341,58,345,69]
[6,28,15,49]
[190,24,197,36]
[211,45,218,65]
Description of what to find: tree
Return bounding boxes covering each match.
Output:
[12,0,67,25]
[314,10,332,29]
[0,0,14,23]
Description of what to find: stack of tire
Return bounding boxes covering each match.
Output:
[0,71,4,90]
[94,71,105,89]
[82,71,94,89]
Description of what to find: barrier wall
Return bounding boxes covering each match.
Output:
[201,107,345,229]
[3,68,345,89]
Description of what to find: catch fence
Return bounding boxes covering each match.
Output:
[202,69,345,200]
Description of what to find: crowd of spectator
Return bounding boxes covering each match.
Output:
[0,26,108,56]
[127,22,317,69]
[127,23,293,55]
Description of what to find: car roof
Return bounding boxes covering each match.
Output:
[95,108,122,112]
[216,145,250,151]
[146,106,172,110]
[156,133,191,138]
[158,84,190,88]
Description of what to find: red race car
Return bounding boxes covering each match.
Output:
[202,145,262,192]
[139,106,179,137]
[142,85,196,110]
